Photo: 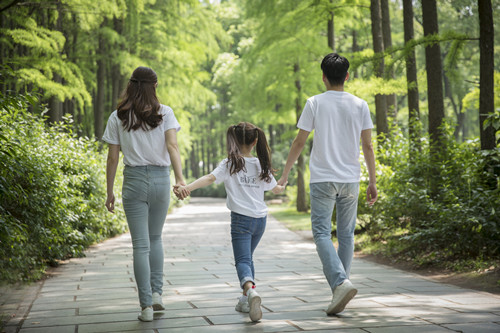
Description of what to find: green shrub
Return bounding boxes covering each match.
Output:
[0,92,127,282]
[359,123,500,265]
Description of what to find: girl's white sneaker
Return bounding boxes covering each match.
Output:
[152,292,165,311]
[235,295,250,313]
[247,288,262,322]
[138,306,153,322]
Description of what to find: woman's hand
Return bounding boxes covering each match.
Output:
[105,193,115,213]
[173,184,190,200]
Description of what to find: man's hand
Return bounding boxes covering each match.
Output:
[366,183,377,206]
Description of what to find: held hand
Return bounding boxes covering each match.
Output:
[366,183,378,206]
[277,176,288,186]
[105,193,115,213]
[173,184,190,200]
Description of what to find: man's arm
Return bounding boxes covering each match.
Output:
[277,129,310,185]
[361,129,377,206]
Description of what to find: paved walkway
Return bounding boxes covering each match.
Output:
[1,197,500,333]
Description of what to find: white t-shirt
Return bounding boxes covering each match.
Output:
[297,90,373,183]
[211,157,277,218]
[102,104,181,166]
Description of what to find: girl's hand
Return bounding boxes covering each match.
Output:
[105,193,115,213]
[272,182,287,194]
[174,184,190,200]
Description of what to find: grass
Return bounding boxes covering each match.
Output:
[268,204,311,231]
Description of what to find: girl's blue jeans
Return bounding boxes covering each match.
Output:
[310,182,359,291]
[230,211,266,289]
[122,165,170,308]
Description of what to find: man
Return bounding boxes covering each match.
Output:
[278,53,377,315]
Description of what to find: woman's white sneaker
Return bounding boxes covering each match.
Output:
[138,306,153,321]
[152,292,165,311]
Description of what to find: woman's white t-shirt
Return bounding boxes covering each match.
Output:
[211,157,277,218]
[102,105,181,166]
[297,90,373,183]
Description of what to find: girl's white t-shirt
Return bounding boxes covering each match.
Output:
[102,104,181,166]
[211,157,277,218]
[297,90,373,183]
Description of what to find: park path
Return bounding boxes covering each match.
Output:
[1,197,500,333]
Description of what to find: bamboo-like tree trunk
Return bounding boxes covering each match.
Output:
[403,0,420,153]
[381,0,397,118]
[478,0,495,150]
[422,0,445,151]
[94,22,106,140]
[294,62,308,212]
[370,0,388,142]
[327,0,335,52]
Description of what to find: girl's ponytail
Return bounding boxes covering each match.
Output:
[227,125,245,175]
[255,127,273,182]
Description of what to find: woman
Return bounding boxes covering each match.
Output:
[102,66,186,321]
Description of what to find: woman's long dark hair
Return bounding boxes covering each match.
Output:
[117,66,162,131]
[226,122,273,182]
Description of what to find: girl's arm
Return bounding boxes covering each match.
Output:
[165,128,186,187]
[105,144,120,213]
[176,174,216,198]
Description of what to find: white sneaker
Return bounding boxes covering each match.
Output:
[138,306,153,322]
[247,287,262,322]
[235,295,250,313]
[152,292,165,311]
[326,279,357,315]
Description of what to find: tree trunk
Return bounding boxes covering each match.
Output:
[351,29,358,78]
[478,0,495,150]
[403,0,420,153]
[478,0,497,189]
[381,0,397,118]
[370,0,388,143]
[94,22,106,140]
[327,0,335,52]
[422,0,445,151]
[294,62,308,212]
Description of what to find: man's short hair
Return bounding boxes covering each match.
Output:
[321,53,349,86]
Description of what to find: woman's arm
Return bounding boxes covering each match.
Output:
[105,144,120,213]
[165,128,186,187]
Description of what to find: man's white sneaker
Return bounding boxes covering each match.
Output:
[152,292,165,311]
[247,288,262,322]
[235,295,250,313]
[138,306,153,322]
[326,279,357,315]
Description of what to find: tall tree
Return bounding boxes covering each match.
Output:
[402,0,420,152]
[422,0,445,153]
[478,0,495,150]
[327,0,335,51]
[380,0,396,117]
[370,0,388,142]
[94,22,106,140]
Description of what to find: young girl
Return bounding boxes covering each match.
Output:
[175,122,286,322]
[103,66,186,322]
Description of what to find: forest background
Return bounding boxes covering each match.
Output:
[0,0,499,286]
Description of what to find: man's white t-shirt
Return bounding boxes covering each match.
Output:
[297,90,373,183]
[102,104,181,166]
[211,157,277,218]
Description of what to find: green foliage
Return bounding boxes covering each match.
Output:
[0,92,126,282]
[358,124,500,266]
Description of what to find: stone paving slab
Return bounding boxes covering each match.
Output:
[1,197,500,333]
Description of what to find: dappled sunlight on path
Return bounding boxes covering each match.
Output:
[1,197,499,332]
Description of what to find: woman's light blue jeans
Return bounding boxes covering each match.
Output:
[122,165,170,308]
[230,212,266,289]
[310,182,359,291]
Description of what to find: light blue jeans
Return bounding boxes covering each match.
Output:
[122,165,170,308]
[230,212,266,289]
[310,182,359,291]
